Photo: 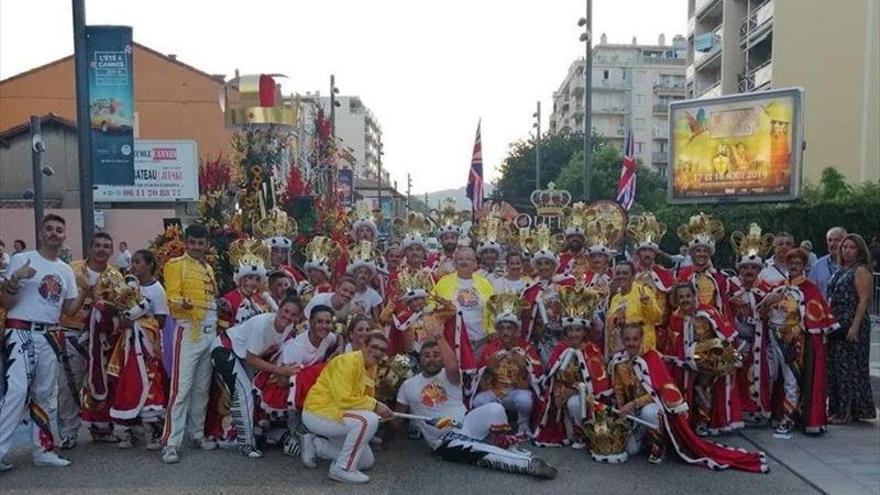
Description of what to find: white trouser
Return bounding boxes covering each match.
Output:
[454,403,507,442]
[472,389,533,433]
[768,333,799,412]
[0,328,59,460]
[162,321,215,448]
[625,403,661,456]
[54,328,87,439]
[210,342,255,448]
[302,410,378,472]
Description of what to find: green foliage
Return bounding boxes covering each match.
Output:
[818,167,851,201]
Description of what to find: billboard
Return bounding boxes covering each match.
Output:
[86,26,136,186]
[667,87,804,204]
[94,140,199,202]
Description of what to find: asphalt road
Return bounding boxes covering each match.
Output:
[2,431,819,495]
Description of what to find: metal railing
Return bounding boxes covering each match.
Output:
[652,151,668,163]
[739,0,774,46]
[653,103,669,114]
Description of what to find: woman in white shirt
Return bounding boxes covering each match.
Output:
[492,252,530,296]
[344,314,373,352]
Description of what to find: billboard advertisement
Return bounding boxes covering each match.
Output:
[667,87,804,204]
[86,25,136,186]
[94,140,199,202]
[337,168,354,208]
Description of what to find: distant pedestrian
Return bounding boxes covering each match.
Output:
[809,226,847,298]
[0,239,9,276]
[800,240,818,273]
[115,241,132,273]
[12,239,26,255]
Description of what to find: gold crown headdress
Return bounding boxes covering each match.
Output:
[376,354,416,402]
[677,212,725,254]
[730,223,774,267]
[487,292,523,325]
[584,201,627,255]
[303,236,341,275]
[471,205,511,254]
[396,268,434,301]
[349,203,382,237]
[519,224,564,263]
[255,208,299,249]
[558,285,605,328]
[563,202,590,236]
[347,240,382,274]
[530,182,572,218]
[583,409,630,463]
[96,270,149,319]
[627,213,667,252]
[230,237,271,284]
[393,211,432,249]
[429,198,468,235]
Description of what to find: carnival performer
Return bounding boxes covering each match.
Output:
[0,214,87,469]
[608,324,768,472]
[519,224,576,363]
[472,205,511,282]
[533,285,609,448]
[161,224,220,464]
[55,232,121,448]
[556,202,588,276]
[344,314,373,352]
[432,247,488,366]
[347,240,383,319]
[219,238,277,329]
[254,304,339,454]
[676,213,732,314]
[211,296,302,458]
[267,270,293,306]
[396,319,558,479]
[300,235,340,298]
[492,251,530,296]
[628,214,675,329]
[257,208,307,285]
[472,293,543,435]
[606,261,664,358]
[300,331,394,484]
[580,223,615,292]
[110,250,170,450]
[728,224,776,422]
[385,268,448,357]
[760,248,838,435]
[304,275,356,320]
[387,212,434,299]
[427,198,467,279]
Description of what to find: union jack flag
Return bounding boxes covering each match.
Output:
[616,128,637,211]
[466,120,483,211]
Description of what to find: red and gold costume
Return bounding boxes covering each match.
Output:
[676,213,731,314]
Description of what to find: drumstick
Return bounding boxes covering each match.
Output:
[587,396,659,430]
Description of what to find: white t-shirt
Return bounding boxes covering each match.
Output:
[453,278,485,342]
[115,250,132,269]
[5,251,78,324]
[350,287,382,315]
[226,312,294,359]
[397,369,466,445]
[304,292,354,320]
[139,280,170,316]
[759,258,788,286]
[492,277,528,296]
[279,330,338,366]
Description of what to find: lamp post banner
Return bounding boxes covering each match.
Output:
[86,25,135,186]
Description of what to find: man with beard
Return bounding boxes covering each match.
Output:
[556,230,585,276]
[56,232,122,448]
[427,199,465,279]
[808,226,846,297]
[1,214,87,469]
[676,213,731,314]
[396,320,557,479]
[304,276,357,321]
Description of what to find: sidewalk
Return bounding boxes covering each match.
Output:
[740,421,880,495]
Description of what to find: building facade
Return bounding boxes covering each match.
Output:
[686,0,879,183]
[549,34,687,175]
[318,95,388,184]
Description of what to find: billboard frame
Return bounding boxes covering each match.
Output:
[666,86,805,205]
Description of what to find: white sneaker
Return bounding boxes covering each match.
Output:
[191,437,218,451]
[33,452,71,467]
[300,433,317,469]
[329,463,369,484]
[570,441,585,450]
[162,446,179,464]
[282,435,301,457]
[0,459,13,472]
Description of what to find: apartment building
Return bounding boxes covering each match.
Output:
[687,0,879,183]
[549,34,687,175]
[318,95,388,184]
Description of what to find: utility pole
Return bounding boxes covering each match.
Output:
[72,0,94,251]
[377,141,383,212]
[329,74,338,139]
[406,173,412,211]
[579,0,594,201]
[533,101,542,189]
[30,117,45,249]
[424,191,428,215]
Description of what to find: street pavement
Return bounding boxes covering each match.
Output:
[1,428,824,495]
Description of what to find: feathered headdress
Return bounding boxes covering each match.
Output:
[255,208,299,250]
[303,236,341,276]
[349,202,381,239]
[229,237,271,285]
[677,212,725,254]
[429,197,468,236]
[487,292,523,325]
[519,224,563,265]
[396,268,434,301]
[471,205,511,254]
[627,213,667,252]
[558,285,605,328]
[346,240,382,274]
[584,201,626,256]
[393,211,432,250]
[730,223,775,267]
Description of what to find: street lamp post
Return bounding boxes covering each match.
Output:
[377,142,384,212]
[72,0,95,251]
[533,101,541,189]
[30,116,45,249]
[579,0,594,201]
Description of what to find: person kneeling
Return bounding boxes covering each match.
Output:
[300,332,393,484]
[396,323,557,479]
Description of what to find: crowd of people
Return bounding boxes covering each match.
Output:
[0,201,875,485]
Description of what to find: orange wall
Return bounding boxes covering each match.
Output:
[0,45,232,161]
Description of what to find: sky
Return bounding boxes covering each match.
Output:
[0,0,686,195]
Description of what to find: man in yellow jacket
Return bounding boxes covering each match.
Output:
[432,247,494,360]
[301,332,393,484]
[606,261,663,358]
[161,224,220,464]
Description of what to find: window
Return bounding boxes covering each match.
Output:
[635,142,644,153]
[603,70,609,80]
[633,117,646,130]
[635,70,646,82]
[635,94,646,105]
[622,70,626,80]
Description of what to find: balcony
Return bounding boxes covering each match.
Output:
[739,0,774,47]
[594,106,627,115]
[695,0,722,21]
[653,103,669,115]
[653,127,669,140]
[694,27,723,69]
[698,81,722,99]
[753,61,773,89]
[640,56,686,66]
[654,83,686,95]
[652,151,668,163]
[593,79,627,91]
